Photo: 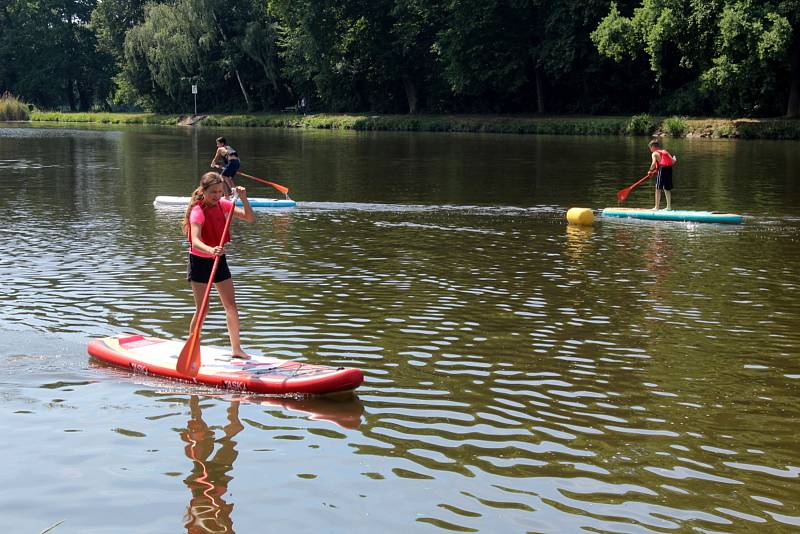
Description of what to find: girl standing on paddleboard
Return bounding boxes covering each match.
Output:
[182,172,255,359]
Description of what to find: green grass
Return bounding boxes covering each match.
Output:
[0,92,30,121]
[26,111,800,139]
[662,116,687,137]
[30,111,177,125]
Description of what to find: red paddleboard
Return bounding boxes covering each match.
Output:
[88,334,364,395]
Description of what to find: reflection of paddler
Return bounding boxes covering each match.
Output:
[181,396,242,534]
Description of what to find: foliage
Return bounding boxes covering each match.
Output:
[626,113,656,135]
[662,116,686,137]
[1,0,798,117]
[592,0,800,117]
[0,92,30,120]
[0,0,115,111]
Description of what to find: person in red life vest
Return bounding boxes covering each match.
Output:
[648,139,677,210]
[181,172,255,359]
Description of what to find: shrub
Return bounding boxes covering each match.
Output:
[662,116,687,137]
[0,92,30,121]
[626,113,656,135]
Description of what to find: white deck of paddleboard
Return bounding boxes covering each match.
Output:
[124,337,297,375]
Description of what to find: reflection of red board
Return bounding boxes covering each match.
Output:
[88,334,364,395]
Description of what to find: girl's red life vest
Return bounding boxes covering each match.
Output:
[189,200,232,256]
[656,149,674,167]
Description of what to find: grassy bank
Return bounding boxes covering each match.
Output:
[28,111,800,140]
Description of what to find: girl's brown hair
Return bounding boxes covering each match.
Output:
[182,172,224,235]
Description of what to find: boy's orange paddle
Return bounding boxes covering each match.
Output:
[236,171,290,198]
[616,170,655,203]
[176,191,239,377]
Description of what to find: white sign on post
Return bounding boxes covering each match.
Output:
[191,84,198,94]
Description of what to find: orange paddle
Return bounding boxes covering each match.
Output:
[616,170,655,204]
[236,171,290,198]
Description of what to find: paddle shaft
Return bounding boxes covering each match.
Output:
[236,171,290,197]
[617,170,655,203]
[176,191,240,376]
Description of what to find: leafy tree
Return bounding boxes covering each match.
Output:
[593,0,800,117]
[269,0,446,113]
[122,0,283,112]
[0,0,113,110]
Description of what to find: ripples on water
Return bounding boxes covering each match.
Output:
[2,126,800,532]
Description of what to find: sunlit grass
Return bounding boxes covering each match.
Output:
[26,111,800,139]
[0,92,30,120]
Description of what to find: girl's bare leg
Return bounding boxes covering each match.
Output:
[189,281,209,333]
[215,278,250,358]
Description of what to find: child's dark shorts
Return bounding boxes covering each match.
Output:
[187,254,232,283]
[655,166,673,190]
[221,158,240,178]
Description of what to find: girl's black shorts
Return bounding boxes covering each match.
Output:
[187,254,232,283]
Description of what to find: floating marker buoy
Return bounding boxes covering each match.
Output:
[566,207,594,226]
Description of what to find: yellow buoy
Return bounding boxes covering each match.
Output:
[566,207,594,226]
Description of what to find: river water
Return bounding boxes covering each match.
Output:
[1,123,799,533]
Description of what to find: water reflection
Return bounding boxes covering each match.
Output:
[182,397,239,534]
[180,394,363,533]
[3,125,800,532]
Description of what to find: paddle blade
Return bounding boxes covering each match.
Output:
[265,181,289,195]
[176,331,202,377]
[616,187,631,203]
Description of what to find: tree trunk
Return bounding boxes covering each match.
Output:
[212,11,252,111]
[233,69,252,111]
[535,66,545,114]
[66,79,76,111]
[402,75,417,114]
[787,34,800,118]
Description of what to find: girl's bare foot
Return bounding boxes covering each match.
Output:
[231,350,252,360]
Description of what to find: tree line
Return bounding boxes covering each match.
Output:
[0,0,797,117]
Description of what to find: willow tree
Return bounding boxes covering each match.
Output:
[122,0,282,112]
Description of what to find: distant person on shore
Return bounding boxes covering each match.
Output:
[648,139,676,210]
[210,137,240,197]
[182,172,255,359]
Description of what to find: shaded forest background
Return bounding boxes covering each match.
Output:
[1,0,798,118]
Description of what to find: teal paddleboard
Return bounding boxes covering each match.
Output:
[602,207,743,224]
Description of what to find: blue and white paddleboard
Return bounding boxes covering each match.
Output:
[154,196,296,208]
[602,207,743,224]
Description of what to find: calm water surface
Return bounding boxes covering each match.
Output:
[1,124,799,533]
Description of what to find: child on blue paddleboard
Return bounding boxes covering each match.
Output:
[648,139,677,210]
[210,137,241,197]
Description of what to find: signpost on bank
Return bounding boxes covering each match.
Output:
[192,84,198,115]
